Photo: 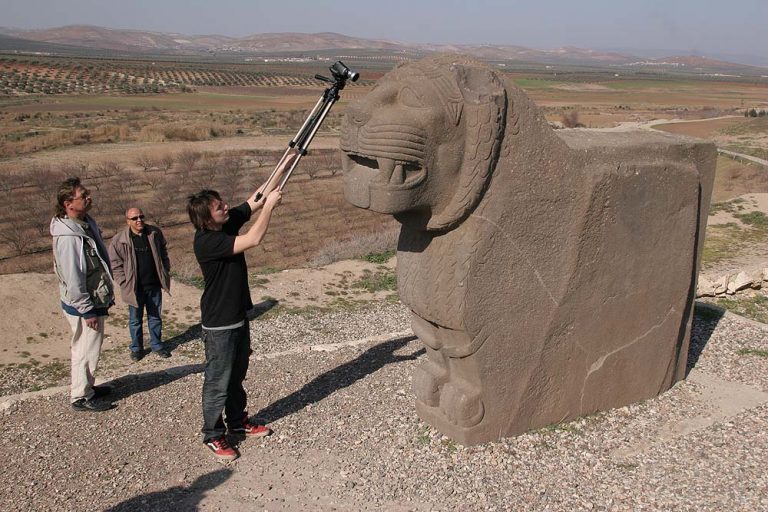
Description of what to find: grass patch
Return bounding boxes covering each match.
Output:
[718,117,768,137]
[541,422,583,435]
[715,294,768,324]
[249,276,270,288]
[603,79,695,91]
[709,197,747,215]
[416,425,432,445]
[441,438,458,453]
[724,145,768,161]
[171,271,205,290]
[737,348,768,358]
[734,211,768,227]
[0,359,70,394]
[256,266,282,275]
[361,249,395,264]
[352,269,397,293]
[512,78,555,90]
[702,215,768,267]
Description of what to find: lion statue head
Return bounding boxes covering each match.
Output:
[341,55,508,231]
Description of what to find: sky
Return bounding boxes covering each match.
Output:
[1,0,766,58]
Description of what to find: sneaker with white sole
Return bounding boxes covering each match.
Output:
[229,413,272,438]
[204,436,239,461]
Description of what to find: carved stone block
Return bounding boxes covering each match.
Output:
[341,55,716,445]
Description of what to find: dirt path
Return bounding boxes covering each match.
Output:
[0,257,395,366]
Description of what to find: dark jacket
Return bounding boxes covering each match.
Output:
[108,224,171,307]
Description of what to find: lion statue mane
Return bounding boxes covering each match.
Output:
[341,55,716,445]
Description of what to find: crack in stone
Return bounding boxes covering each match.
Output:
[580,307,676,409]
[470,214,559,307]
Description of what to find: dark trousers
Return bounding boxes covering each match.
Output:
[201,323,250,442]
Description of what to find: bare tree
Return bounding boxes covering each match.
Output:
[159,153,175,173]
[92,159,124,183]
[0,171,22,198]
[316,149,343,176]
[304,160,320,180]
[0,206,37,256]
[134,153,156,171]
[99,169,140,217]
[142,168,165,190]
[27,164,64,203]
[59,159,90,179]
[146,181,179,226]
[190,155,221,190]
[217,154,246,199]
[177,149,201,177]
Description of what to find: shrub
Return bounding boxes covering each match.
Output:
[561,110,585,128]
[138,122,235,142]
[309,225,400,267]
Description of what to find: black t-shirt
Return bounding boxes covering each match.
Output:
[193,202,253,328]
[130,230,160,290]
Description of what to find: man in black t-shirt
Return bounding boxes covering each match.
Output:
[187,179,284,461]
[109,207,172,361]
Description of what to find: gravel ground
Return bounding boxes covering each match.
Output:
[0,302,766,511]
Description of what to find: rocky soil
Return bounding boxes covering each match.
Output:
[1,300,766,511]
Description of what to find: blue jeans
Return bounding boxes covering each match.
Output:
[201,323,250,442]
[128,287,163,353]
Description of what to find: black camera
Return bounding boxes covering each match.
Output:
[329,61,359,83]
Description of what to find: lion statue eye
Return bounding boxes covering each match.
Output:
[398,86,425,108]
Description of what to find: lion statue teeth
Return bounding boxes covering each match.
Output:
[341,55,716,445]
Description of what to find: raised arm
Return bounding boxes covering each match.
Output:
[233,189,283,255]
[246,152,299,212]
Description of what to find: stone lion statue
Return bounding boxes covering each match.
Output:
[341,55,716,445]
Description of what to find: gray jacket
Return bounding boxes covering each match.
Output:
[108,225,171,308]
[50,215,114,315]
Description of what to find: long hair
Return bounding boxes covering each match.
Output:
[54,177,81,218]
[187,189,222,230]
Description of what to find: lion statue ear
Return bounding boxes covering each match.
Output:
[426,62,507,231]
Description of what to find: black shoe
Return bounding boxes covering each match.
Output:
[153,348,171,358]
[72,398,114,412]
[130,350,144,362]
[92,385,112,398]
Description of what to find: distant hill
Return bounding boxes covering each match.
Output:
[0,25,764,71]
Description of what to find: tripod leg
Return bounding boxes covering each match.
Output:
[256,148,300,201]
[279,98,338,191]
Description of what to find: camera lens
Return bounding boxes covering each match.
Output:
[330,61,359,83]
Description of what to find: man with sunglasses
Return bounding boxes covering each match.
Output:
[109,207,172,361]
[50,177,115,412]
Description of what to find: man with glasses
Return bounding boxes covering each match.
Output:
[109,207,172,361]
[50,177,115,412]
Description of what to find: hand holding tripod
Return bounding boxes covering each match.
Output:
[254,61,359,201]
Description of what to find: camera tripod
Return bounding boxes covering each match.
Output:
[255,61,359,201]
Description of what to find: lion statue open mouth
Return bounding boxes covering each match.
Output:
[341,55,716,445]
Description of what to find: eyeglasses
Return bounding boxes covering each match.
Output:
[128,215,145,221]
[71,191,90,202]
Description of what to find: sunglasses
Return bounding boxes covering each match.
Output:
[128,215,145,221]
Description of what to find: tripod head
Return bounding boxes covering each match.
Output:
[315,61,359,90]
[254,61,360,201]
